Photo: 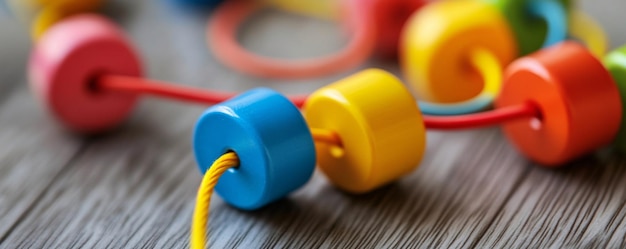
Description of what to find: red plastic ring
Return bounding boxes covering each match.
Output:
[208,0,376,79]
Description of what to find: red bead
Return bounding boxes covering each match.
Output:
[29,14,143,133]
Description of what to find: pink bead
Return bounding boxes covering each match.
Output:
[29,14,143,133]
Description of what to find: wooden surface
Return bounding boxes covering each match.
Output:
[1,0,626,248]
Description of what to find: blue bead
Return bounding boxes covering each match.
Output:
[193,88,316,210]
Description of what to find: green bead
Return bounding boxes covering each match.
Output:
[604,45,626,152]
[485,0,571,55]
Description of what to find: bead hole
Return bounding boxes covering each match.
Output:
[330,145,345,158]
[529,105,544,131]
[224,149,240,173]
[86,73,105,96]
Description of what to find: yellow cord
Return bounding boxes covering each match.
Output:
[190,152,239,249]
[311,128,342,146]
[190,130,340,249]
[569,10,608,58]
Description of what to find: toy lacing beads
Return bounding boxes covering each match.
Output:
[192,41,626,208]
[28,13,371,199]
[8,0,103,39]
[31,13,626,249]
[189,42,626,248]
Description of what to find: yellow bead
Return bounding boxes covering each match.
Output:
[36,0,102,11]
[303,69,426,193]
[31,0,103,39]
[401,0,517,103]
[33,7,65,39]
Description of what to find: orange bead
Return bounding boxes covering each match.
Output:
[496,42,622,166]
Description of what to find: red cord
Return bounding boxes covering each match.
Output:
[98,75,308,108]
[97,75,540,129]
[423,102,540,129]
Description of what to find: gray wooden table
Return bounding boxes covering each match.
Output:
[1,0,626,248]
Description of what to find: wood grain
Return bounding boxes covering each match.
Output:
[475,155,626,248]
[0,16,86,243]
[0,0,625,248]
